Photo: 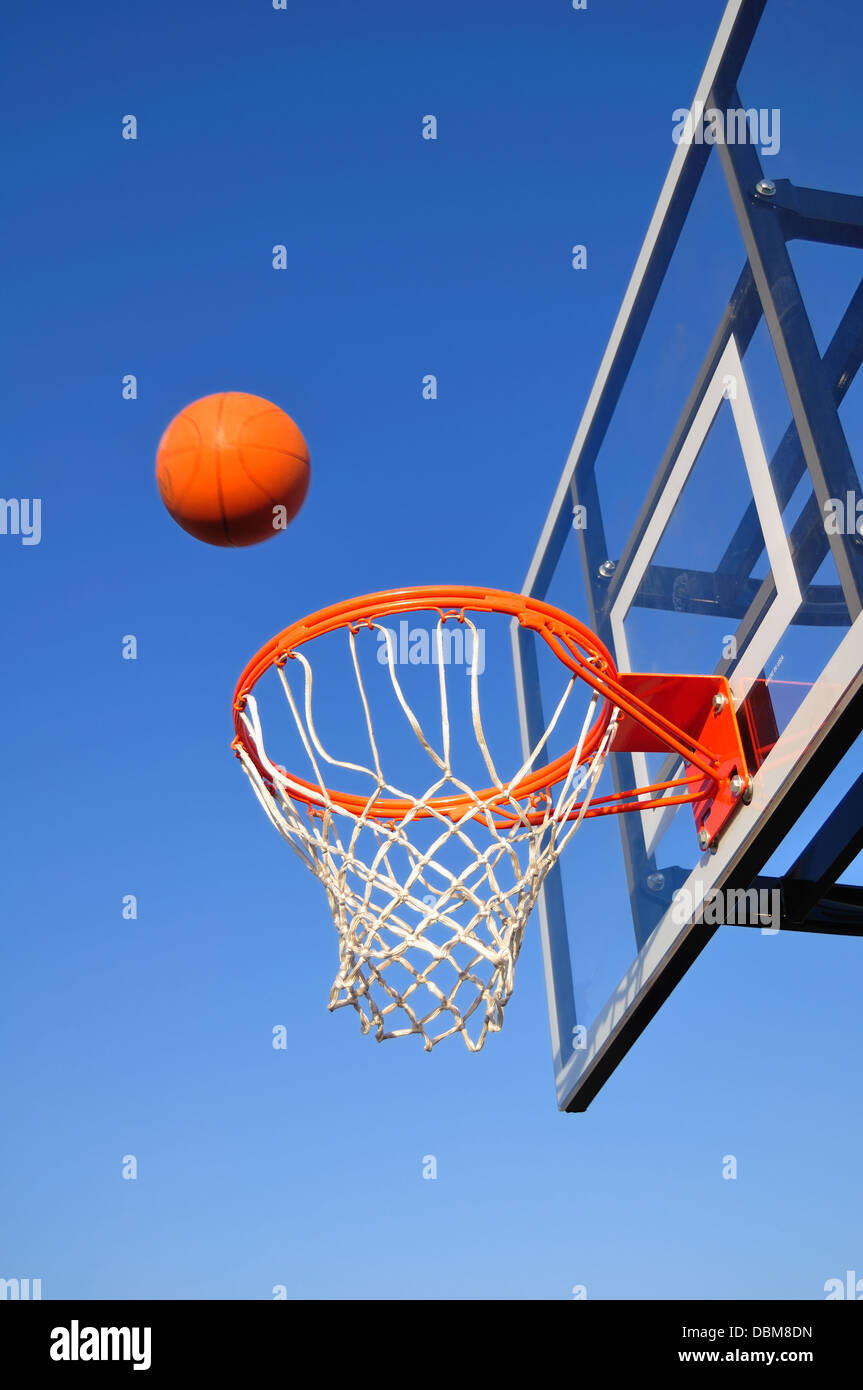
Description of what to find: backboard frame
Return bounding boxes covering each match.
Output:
[513,0,863,1111]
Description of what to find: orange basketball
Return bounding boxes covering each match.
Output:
[156,392,310,547]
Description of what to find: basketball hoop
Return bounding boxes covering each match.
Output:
[232,586,750,1050]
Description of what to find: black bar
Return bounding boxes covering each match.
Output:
[783,770,863,921]
[802,883,863,932]
[732,878,863,935]
[2,1297,862,1370]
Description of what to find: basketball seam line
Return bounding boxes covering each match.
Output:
[162,412,205,512]
[216,394,230,546]
[234,445,286,518]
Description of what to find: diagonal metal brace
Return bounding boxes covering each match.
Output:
[752,178,863,249]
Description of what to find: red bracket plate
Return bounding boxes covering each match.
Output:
[610,672,751,848]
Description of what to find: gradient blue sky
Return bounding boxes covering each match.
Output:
[3,0,862,1300]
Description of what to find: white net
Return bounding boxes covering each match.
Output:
[234,615,618,1050]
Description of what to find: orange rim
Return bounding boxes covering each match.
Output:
[231,585,624,821]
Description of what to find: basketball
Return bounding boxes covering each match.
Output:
[156,392,310,547]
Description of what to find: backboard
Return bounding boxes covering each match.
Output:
[514,0,863,1109]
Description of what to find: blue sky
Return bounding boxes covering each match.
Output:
[3,0,862,1300]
